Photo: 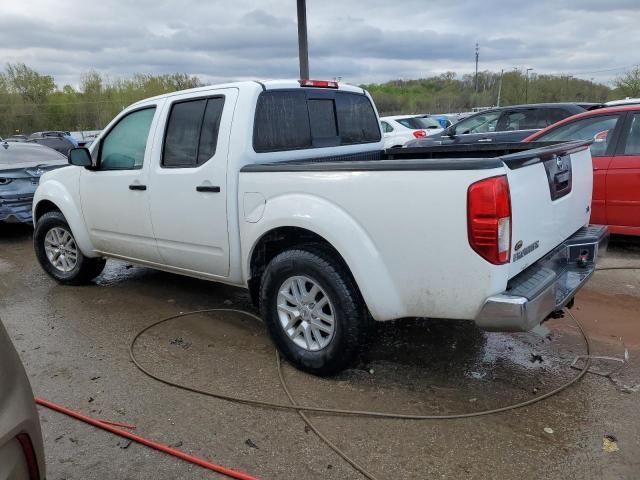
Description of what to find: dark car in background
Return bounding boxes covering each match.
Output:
[405,103,595,148]
[1,141,67,224]
[524,104,640,237]
[27,131,78,155]
[0,316,45,480]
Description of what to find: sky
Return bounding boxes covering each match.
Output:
[1,0,639,88]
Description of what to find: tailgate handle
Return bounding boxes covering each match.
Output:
[129,184,147,191]
[196,185,221,193]
[555,172,570,185]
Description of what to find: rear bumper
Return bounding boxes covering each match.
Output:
[475,225,609,331]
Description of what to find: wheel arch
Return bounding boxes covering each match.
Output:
[33,180,96,257]
[243,194,405,320]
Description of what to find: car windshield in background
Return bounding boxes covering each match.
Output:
[537,115,620,156]
[453,111,501,134]
[397,116,441,130]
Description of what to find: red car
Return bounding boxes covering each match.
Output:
[524,105,640,236]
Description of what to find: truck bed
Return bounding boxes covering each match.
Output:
[241,140,590,172]
[240,139,595,322]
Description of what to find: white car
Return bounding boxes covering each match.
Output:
[605,98,640,107]
[380,115,444,148]
[33,79,607,375]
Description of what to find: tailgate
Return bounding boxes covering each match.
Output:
[502,140,593,278]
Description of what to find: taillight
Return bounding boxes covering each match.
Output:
[413,130,427,138]
[16,433,40,480]
[299,79,339,88]
[467,175,511,265]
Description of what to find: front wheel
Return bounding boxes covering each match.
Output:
[260,246,368,376]
[34,211,106,285]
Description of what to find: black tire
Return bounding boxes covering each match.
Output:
[260,245,368,376]
[34,211,106,285]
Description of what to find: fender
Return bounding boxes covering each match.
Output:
[33,169,97,258]
[242,193,405,321]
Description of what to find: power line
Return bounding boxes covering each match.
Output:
[564,63,639,76]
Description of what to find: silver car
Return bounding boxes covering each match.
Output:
[0,318,45,479]
[0,141,67,224]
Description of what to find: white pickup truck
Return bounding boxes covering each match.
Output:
[33,79,608,375]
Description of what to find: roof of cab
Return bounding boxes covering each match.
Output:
[131,79,365,107]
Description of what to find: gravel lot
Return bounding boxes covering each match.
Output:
[1,224,639,479]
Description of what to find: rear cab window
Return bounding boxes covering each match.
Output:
[253,89,381,152]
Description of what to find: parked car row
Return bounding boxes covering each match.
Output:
[387,100,638,236]
[405,103,593,148]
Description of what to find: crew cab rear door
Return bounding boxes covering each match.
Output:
[148,88,238,277]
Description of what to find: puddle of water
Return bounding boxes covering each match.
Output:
[0,258,14,274]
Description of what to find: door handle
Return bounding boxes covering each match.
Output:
[129,184,147,191]
[196,185,221,193]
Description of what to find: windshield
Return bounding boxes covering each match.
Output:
[397,116,441,130]
[452,111,501,134]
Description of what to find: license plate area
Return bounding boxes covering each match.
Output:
[543,154,572,200]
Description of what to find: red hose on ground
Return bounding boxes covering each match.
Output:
[35,397,260,480]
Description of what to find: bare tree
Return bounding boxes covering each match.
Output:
[614,67,640,97]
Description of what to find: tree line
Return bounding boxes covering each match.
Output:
[1,62,639,136]
[0,63,202,137]
[365,68,639,115]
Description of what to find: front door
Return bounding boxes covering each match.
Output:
[80,105,162,263]
[607,112,640,233]
[148,89,238,277]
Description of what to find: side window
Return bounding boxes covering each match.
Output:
[537,115,620,157]
[381,121,394,133]
[198,98,225,164]
[540,108,571,128]
[336,93,381,144]
[500,111,538,131]
[456,111,501,134]
[623,114,640,156]
[162,97,225,168]
[100,107,156,170]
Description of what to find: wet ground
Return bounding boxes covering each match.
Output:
[1,224,639,479]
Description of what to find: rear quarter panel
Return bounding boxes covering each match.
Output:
[240,166,509,321]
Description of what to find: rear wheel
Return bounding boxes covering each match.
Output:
[260,246,368,376]
[34,211,106,285]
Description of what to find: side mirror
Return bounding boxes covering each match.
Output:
[68,147,92,167]
[446,126,456,137]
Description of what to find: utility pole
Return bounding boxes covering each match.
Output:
[297,0,310,79]
[497,69,504,107]
[474,43,479,92]
[525,67,533,103]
